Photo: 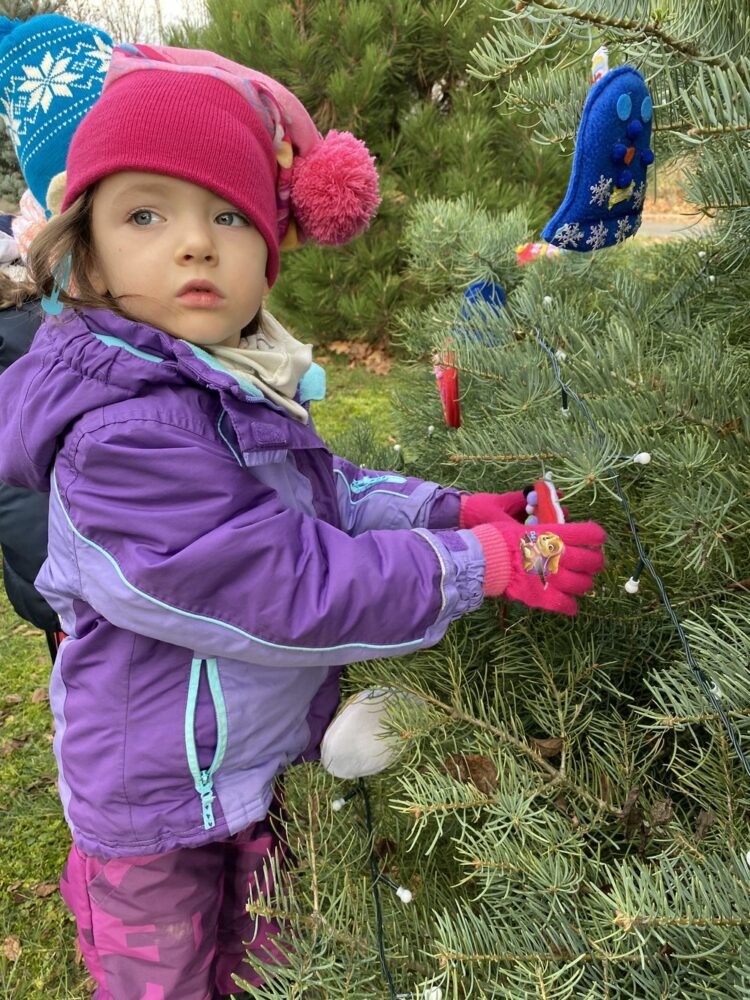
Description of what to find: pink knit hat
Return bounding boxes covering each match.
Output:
[62,43,381,287]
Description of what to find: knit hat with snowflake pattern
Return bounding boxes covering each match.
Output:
[0,14,112,216]
[61,42,381,287]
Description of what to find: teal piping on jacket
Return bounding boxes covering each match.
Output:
[184,342,264,399]
[333,468,411,505]
[91,332,165,363]
[217,411,243,466]
[51,472,426,655]
[184,657,228,830]
[349,473,407,494]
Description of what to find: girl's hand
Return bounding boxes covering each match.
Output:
[459,490,528,528]
[470,519,606,616]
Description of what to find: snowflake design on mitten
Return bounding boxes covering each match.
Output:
[632,181,647,210]
[589,175,613,207]
[615,216,633,243]
[554,222,584,248]
[586,221,608,250]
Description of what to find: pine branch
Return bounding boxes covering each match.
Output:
[512,0,737,68]
[392,683,623,818]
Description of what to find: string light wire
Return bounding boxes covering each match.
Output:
[531,324,750,778]
[332,298,750,999]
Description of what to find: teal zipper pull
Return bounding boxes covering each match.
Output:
[185,657,227,831]
[198,769,216,829]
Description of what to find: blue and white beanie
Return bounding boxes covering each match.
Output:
[0,14,112,215]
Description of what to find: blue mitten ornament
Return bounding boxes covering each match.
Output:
[542,65,654,251]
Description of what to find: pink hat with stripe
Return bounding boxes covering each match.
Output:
[62,43,381,287]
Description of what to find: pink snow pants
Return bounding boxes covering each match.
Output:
[60,814,288,1000]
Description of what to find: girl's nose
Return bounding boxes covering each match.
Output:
[175,226,217,264]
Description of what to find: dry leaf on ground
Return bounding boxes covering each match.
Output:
[2,935,21,961]
[33,882,58,898]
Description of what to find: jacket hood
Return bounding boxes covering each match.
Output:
[0,307,256,492]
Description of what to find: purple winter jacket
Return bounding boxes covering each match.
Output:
[0,307,486,858]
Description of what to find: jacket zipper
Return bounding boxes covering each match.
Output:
[185,657,228,830]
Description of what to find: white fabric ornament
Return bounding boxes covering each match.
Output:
[321,688,421,778]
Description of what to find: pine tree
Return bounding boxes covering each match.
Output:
[0,0,58,205]
[237,3,750,998]
[168,0,568,344]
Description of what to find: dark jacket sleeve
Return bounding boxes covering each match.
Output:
[0,301,57,631]
[0,301,43,369]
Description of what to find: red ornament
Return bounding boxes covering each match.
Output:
[434,348,461,428]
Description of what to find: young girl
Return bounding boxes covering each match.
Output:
[0,43,605,1000]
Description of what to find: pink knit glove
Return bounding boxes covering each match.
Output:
[471,520,606,616]
[459,491,527,528]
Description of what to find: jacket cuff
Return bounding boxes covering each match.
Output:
[412,527,485,644]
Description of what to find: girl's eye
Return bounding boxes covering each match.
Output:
[216,211,250,227]
[129,209,162,226]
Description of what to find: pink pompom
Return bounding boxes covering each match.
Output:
[291,130,381,245]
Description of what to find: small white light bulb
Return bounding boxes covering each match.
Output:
[543,295,553,307]
[393,444,401,453]
[709,680,723,701]
[561,407,571,419]
[624,577,640,594]
[396,886,413,904]
[555,349,567,362]
[633,452,651,465]
[698,250,707,259]
[708,275,716,283]
[332,798,347,812]
[427,425,435,436]
[424,989,444,1000]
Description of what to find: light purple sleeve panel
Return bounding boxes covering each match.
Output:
[49,421,485,670]
[332,454,463,535]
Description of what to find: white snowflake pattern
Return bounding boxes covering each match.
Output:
[553,222,584,248]
[614,216,633,243]
[586,220,608,250]
[632,181,647,211]
[589,175,613,207]
[89,35,113,69]
[1,99,22,149]
[18,52,82,114]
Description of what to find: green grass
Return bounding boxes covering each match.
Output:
[0,358,395,997]
[310,352,401,443]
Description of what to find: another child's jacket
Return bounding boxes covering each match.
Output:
[0,299,59,631]
[0,308,485,858]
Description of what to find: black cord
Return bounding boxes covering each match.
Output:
[532,326,750,778]
[359,779,400,1000]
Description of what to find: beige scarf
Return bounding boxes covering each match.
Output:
[206,311,312,424]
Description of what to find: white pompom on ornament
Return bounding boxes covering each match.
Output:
[291,130,381,245]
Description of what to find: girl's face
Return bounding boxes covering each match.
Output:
[89,172,269,349]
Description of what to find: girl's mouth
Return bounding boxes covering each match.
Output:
[177,281,225,308]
